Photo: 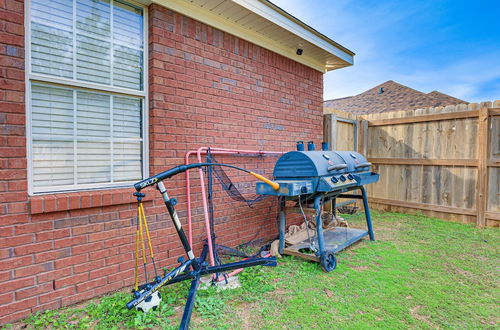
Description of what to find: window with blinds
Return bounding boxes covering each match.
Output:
[28,0,146,194]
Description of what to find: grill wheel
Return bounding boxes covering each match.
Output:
[320,250,337,272]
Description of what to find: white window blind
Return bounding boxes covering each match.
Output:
[28,0,147,194]
[31,84,143,191]
[31,0,144,90]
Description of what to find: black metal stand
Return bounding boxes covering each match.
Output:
[278,187,375,272]
[126,179,276,329]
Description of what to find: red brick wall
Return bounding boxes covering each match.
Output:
[1,0,31,324]
[147,3,324,256]
[0,2,323,324]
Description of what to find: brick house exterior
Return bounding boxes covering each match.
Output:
[0,0,353,324]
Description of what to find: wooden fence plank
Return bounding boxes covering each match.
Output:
[369,197,476,216]
[486,212,500,221]
[368,158,478,166]
[366,110,479,127]
[476,107,489,228]
[487,167,499,213]
[336,120,354,150]
[358,120,368,155]
[323,114,332,149]
[464,167,477,210]
[331,115,338,150]
[490,112,499,161]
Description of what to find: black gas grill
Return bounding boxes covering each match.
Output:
[256,141,379,271]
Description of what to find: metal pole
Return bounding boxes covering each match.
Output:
[314,195,325,254]
[157,181,196,262]
[332,198,337,218]
[279,198,286,255]
[179,276,200,330]
[360,186,375,241]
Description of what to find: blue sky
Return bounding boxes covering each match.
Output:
[271,0,500,102]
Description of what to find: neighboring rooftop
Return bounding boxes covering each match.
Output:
[324,80,468,114]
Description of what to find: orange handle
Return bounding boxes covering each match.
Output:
[249,172,280,191]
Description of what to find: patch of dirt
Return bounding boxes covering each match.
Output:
[348,265,369,271]
[229,287,291,329]
[171,305,185,323]
[273,287,287,297]
[445,263,473,277]
[445,263,476,281]
[235,301,260,330]
[470,254,488,261]
[324,288,334,298]
[454,267,473,277]
[409,305,435,328]
[480,319,497,326]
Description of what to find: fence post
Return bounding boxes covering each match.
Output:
[358,120,368,155]
[330,115,337,150]
[476,107,489,228]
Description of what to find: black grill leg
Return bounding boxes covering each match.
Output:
[314,195,325,254]
[278,198,286,255]
[360,187,375,241]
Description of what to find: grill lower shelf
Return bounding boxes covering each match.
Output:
[283,227,370,262]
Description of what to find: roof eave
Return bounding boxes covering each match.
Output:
[233,0,354,66]
[152,0,354,72]
[256,0,355,57]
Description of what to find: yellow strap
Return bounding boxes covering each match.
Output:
[139,203,155,259]
[138,205,147,264]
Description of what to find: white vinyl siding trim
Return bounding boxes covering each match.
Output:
[27,0,148,195]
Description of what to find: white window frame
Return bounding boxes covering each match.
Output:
[25,0,149,195]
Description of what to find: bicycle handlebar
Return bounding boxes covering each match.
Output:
[134,163,280,191]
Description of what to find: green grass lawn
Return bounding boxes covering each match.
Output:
[11,211,499,329]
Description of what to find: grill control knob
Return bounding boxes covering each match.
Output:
[330,177,338,183]
[347,174,354,181]
[339,175,346,182]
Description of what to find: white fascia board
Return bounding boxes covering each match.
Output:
[232,0,354,65]
[153,0,328,72]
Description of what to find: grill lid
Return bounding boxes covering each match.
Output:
[273,151,370,178]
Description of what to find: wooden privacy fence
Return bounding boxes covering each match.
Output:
[324,101,500,227]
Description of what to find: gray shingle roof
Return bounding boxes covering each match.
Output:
[324,80,468,114]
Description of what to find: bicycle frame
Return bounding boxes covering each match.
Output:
[126,163,277,329]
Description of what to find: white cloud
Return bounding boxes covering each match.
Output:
[392,51,500,102]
